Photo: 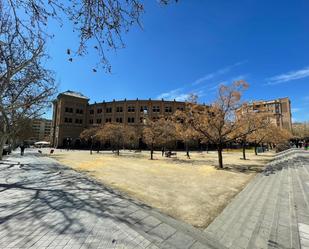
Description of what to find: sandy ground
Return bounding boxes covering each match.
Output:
[46,149,274,229]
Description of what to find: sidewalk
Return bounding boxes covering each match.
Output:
[0,150,220,249]
[204,148,309,249]
[2,149,308,249]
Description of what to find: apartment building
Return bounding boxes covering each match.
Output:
[241,97,292,131]
[31,118,52,141]
[51,90,186,147]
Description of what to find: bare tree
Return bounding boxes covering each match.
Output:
[3,0,177,71]
[187,81,259,169]
[0,12,56,159]
[234,104,271,160]
[96,123,136,155]
[142,118,175,159]
[293,122,309,139]
[248,127,270,155]
[173,109,200,159]
[80,127,100,154]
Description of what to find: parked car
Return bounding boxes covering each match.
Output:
[2,145,12,155]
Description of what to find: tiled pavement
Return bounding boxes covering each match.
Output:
[0,151,222,249]
[1,149,309,249]
[205,148,309,249]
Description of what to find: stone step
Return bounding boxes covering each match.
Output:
[227,167,284,248]
[204,149,308,249]
[207,170,280,247]
[205,174,267,237]
[232,165,286,249]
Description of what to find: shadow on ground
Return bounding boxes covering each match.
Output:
[0,154,152,247]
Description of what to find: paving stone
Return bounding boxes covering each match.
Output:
[163,231,195,249]
[0,150,216,249]
[205,148,309,249]
[147,223,177,241]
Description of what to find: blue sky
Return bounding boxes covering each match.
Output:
[45,0,309,121]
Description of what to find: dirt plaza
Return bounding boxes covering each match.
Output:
[49,149,274,228]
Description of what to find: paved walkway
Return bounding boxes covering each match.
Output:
[1,149,309,249]
[205,148,309,249]
[0,151,221,249]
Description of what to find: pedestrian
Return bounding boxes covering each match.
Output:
[20,144,25,156]
[161,147,165,157]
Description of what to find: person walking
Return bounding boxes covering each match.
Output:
[20,144,25,156]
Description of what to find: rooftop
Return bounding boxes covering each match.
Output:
[59,90,89,100]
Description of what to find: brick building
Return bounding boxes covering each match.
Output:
[30,118,52,142]
[51,91,185,148]
[240,97,292,131]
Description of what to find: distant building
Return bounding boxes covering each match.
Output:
[240,97,292,131]
[31,118,52,141]
[51,90,186,148]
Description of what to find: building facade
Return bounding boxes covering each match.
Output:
[243,97,292,131]
[30,118,52,142]
[51,91,293,148]
[51,91,186,148]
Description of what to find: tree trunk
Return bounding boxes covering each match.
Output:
[217,145,223,169]
[185,142,190,159]
[254,144,258,155]
[117,144,120,156]
[0,135,6,161]
[150,143,154,160]
[90,139,93,155]
[242,141,246,160]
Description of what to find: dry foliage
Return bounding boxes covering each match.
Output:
[187,81,253,168]
[0,10,56,159]
[173,109,200,159]
[3,0,177,71]
[142,118,176,159]
[293,122,309,139]
[96,123,137,155]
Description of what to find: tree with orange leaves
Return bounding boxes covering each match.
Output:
[187,80,257,168]
[142,118,176,160]
[173,102,200,159]
[95,123,136,155]
[80,127,100,154]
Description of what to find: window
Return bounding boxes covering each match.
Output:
[89,110,94,115]
[106,107,112,113]
[89,119,93,124]
[97,119,102,124]
[116,117,123,123]
[177,107,184,111]
[65,107,73,113]
[140,106,148,112]
[165,106,172,113]
[128,106,135,112]
[105,118,112,123]
[76,109,83,114]
[128,117,135,123]
[152,106,160,112]
[97,108,102,114]
[64,117,72,123]
[75,119,83,124]
[116,106,123,112]
[140,117,145,123]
